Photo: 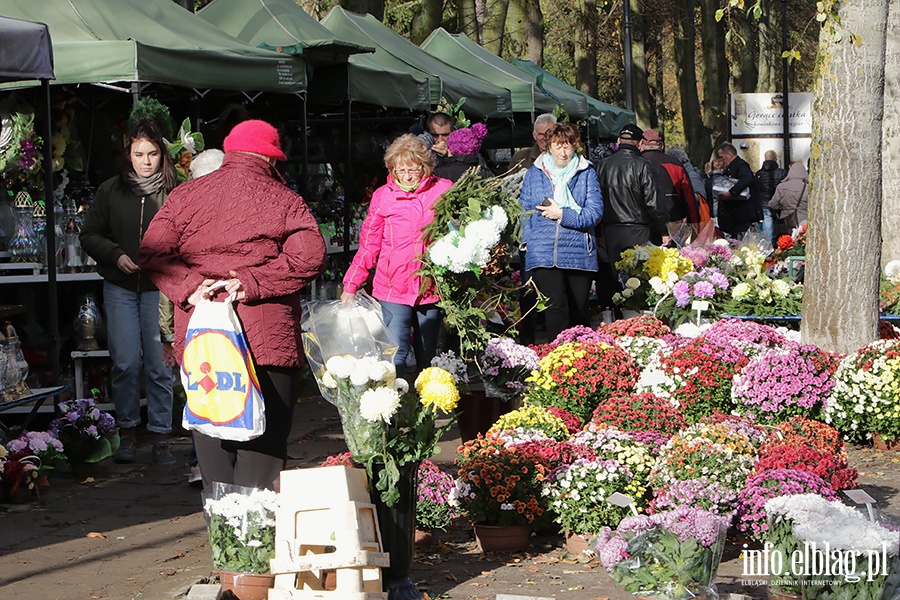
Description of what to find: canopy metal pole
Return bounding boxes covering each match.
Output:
[781,0,791,166]
[301,96,309,199]
[623,0,635,112]
[509,118,516,166]
[344,99,352,254]
[41,79,60,384]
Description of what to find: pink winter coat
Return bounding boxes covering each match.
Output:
[343,173,453,305]
[138,153,326,367]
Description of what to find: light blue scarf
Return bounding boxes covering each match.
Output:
[536,152,582,214]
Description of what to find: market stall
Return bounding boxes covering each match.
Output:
[321,6,514,120]
[512,58,634,140]
[197,0,430,112]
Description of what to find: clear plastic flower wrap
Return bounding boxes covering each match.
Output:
[203,482,278,574]
[594,506,728,600]
[300,290,400,458]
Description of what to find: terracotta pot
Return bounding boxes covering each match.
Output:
[564,531,591,555]
[455,394,514,443]
[473,523,531,553]
[767,587,802,600]
[414,529,434,550]
[873,433,900,452]
[218,571,275,600]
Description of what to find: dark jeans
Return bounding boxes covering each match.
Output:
[379,300,442,379]
[531,268,594,341]
[194,365,298,491]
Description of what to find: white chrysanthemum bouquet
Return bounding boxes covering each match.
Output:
[419,169,538,359]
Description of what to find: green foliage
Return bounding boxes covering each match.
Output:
[419,169,541,358]
[58,428,120,464]
[368,391,456,507]
[208,513,275,574]
[127,98,174,139]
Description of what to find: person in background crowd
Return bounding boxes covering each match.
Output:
[425,112,454,159]
[595,123,663,269]
[715,142,760,239]
[667,146,712,228]
[520,122,603,340]
[140,120,326,491]
[755,150,788,246]
[157,148,226,487]
[508,114,558,344]
[705,156,726,220]
[769,161,809,238]
[640,129,705,230]
[80,118,177,466]
[433,122,493,182]
[508,113,557,172]
[341,134,453,378]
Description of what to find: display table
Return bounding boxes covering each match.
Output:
[0,385,70,441]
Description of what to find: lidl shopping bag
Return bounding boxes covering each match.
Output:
[180,295,265,441]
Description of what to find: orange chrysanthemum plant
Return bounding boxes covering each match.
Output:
[453,432,549,527]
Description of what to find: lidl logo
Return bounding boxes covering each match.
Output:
[181,329,259,425]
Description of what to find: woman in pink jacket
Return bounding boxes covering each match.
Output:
[341,134,453,378]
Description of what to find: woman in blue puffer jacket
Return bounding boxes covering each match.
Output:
[520,122,604,340]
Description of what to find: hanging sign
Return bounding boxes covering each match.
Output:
[731,92,813,136]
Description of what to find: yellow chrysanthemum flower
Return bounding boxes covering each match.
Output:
[415,367,456,393]
[419,380,460,412]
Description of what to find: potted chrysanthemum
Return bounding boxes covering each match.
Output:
[204,483,278,600]
[452,432,549,552]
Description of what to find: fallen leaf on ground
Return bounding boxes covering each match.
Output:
[80,477,96,484]
[86,532,107,540]
[526,565,541,571]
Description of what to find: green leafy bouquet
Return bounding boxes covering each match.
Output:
[419,169,541,358]
[204,483,277,574]
[595,506,729,600]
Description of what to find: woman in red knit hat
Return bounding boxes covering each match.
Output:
[139,119,327,491]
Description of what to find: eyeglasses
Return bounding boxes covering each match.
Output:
[394,167,423,176]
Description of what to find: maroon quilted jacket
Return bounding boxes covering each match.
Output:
[138,153,326,367]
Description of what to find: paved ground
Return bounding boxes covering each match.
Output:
[2,394,898,600]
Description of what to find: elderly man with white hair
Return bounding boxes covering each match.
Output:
[507,113,558,172]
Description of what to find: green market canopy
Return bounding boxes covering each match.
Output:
[512,59,634,139]
[419,29,559,117]
[197,0,428,110]
[0,0,306,93]
[321,7,513,119]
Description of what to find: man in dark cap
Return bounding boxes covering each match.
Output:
[595,123,665,270]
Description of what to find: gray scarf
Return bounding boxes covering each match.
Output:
[127,171,163,196]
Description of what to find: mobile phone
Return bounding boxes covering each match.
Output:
[540,197,552,206]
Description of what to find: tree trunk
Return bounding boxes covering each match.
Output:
[729,13,758,92]
[630,0,654,128]
[523,0,543,65]
[409,0,443,45]
[699,0,728,155]
[755,1,778,92]
[456,0,481,43]
[883,1,900,267]
[340,0,384,20]
[801,0,889,354]
[674,0,709,167]
[575,0,599,97]
[506,0,525,57]
[481,0,510,55]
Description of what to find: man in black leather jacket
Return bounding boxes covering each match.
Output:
[596,123,665,268]
[716,142,760,239]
